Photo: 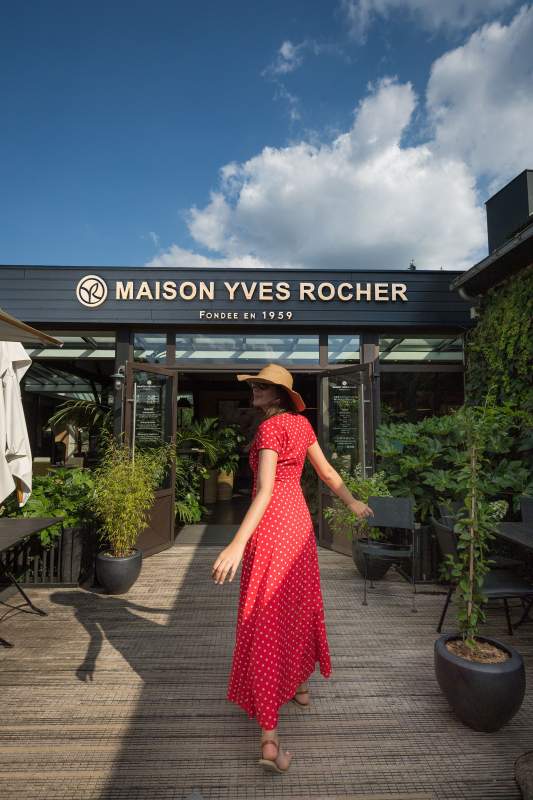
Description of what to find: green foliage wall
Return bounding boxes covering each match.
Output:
[465,264,533,411]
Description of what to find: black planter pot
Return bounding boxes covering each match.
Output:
[434,633,526,732]
[352,539,392,580]
[95,548,143,594]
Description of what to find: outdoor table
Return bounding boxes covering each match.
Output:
[495,521,533,629]
[0,517,63,648]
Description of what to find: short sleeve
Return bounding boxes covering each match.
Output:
[255,418,284,454]
[306,419,317,448]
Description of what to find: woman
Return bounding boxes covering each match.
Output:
[211,363,373,773]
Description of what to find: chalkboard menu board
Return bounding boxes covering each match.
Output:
[329,381,358,454]
[135,381,165,447]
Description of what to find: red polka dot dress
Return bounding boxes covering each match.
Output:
[226,412,332,730]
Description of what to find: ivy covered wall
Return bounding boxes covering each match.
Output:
[465,262,533,412]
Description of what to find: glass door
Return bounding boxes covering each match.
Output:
[317,363,374,555]
[124,362,177,556]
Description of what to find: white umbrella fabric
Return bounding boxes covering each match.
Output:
[0,342,33,506]
[0,308,61,506]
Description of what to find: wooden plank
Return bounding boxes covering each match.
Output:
[0,545,530,799]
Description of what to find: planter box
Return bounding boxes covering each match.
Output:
[0,524,98,588]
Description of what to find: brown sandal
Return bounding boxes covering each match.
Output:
[258,735,293,773]
[290,688,310,708]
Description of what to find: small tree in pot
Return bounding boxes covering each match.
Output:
[93,437,174,594]
[434,400,527,732]
[324,464,393,579]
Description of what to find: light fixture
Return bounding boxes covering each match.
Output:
[111,365,125,391]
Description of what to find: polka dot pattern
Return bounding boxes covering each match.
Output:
[226,412,332,730]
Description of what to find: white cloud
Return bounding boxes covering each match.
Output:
[175,77,485,270]
[340,0,516,43]
[427,4,533,189]
[263,38,346,77]
[266,40,306,76]
[146,244,269,270]
[261,38,347,121]
[150,7,533,272]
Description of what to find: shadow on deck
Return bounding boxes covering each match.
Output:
[0,540,532,800]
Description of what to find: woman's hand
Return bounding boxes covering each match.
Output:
[348,500,374,519]
[212,542,245,585]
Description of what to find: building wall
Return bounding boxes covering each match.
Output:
[0,266,472,329]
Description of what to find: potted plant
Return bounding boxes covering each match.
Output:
[324,464,393,579]
[214,423,246,501]
[376,406,533,523]
[433,402,526,732]
[4,467,97,585]
[174,418,218,515]
[175,454,210,523]
[92,437,174,594]
[48,396,113,467]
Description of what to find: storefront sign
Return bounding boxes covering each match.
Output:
[0,266,471,329]
[76,274,408,309]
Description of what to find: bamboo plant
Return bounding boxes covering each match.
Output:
[92,437,174,558]
[440,402,509,654]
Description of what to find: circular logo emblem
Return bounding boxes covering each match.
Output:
[76,275,108,308]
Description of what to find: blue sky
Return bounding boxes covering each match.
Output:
[1,0,531,270]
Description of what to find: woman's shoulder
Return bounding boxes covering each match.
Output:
[258,411,311,428]
[272,412,314,433]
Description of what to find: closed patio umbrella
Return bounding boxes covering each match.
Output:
[0,342,33,505]
[0,307,62,505]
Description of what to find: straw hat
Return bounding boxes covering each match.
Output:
[236,364,306,412]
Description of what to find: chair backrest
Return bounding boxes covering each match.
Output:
[520,495,533,525]
[366,496,415,531]
[431,516,459,560]
[437,500,463,521]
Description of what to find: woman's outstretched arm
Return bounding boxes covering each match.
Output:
[211,448,277,585]
[306,441,374,519]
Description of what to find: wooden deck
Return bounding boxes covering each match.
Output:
[1,541,532,800]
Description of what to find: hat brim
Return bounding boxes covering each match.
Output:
[236,374,306,412]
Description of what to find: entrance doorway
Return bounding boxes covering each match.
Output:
[317,364,374,556]
[176,370,319,528]
[123,363,373,557]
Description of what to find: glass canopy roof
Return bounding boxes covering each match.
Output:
[379,335,463,362]
[26,331,116,359]
[23,362,107,400]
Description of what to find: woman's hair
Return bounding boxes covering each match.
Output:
[263,385,300,419]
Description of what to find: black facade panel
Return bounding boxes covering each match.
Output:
[486,169,533,253]
[0,265,472,330]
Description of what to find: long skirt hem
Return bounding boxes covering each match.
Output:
[227,660,332,730]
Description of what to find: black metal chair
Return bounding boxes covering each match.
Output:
[437,501,523,571]
[358,496,417,612]
[520,495,533,526]
[431,516,533,636]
